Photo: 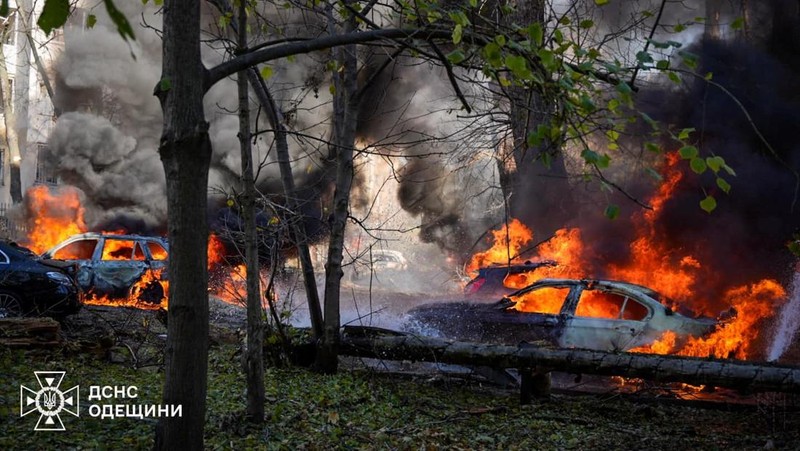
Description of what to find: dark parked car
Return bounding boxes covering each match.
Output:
[410,278,720,352]
[464,260,557,297]
[0,241,82,318]
[41,233,169,304]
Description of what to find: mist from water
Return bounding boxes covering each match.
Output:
[767,271,800,362]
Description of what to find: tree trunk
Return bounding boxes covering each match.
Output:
[0,39,21,204]
[237,0,265,423]
[316,2,359,374]
[504,0,572,238]
[207,0,325,339]
[339,331,800,393]
[153,0,210,448]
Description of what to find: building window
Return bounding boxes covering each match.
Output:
[35,143,57,185]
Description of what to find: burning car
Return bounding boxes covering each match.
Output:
[41,233,169,305]
[409,278,720,352]
[464,260,557,296]
[0,241,82,318]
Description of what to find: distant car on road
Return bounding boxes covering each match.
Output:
[410,278,720,352]
[42,233,169,304]
[0,241,82,318]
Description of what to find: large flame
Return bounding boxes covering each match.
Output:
[21,186,242,310]
[470,152,788,360]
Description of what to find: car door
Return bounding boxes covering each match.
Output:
[89,238,148,294]
[559,286,651,351]
[487,284,575,345]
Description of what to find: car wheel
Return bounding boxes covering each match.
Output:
[130,280,165,305]
[0,291,24,318]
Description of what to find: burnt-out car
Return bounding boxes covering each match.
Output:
[464,260,557,297]
[409,278,719,352]
[0,241,82,318]
[41,233,169,304]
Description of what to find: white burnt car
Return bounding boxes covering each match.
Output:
[409,278,722,352]
[41,233,169,304]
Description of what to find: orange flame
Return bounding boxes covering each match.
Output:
[23,185,87,254]
[469,152,788,360]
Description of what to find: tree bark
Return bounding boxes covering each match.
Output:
[339,331,800,393]
[237,0,265,423]
[315,1,359,374]
[0,36,21,203]
[153,0,210,448]
[504,0,572,238]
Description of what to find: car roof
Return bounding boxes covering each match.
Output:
[56,232,167,243]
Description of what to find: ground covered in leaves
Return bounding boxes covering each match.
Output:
[0,305,798,449]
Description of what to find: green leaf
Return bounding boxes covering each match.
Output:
[446,50,465,64]
[86,14,97,29]
[716,177,731,194]
[579,19,594,29]
[604,204,620,220]
[678,145,698,159]
[635,51,653,64]
[260,65,274,79]
[706,156,724,172]
[0,0,8,16]
[595,0,609,5]
[607,98,620,113]
[722,163,737,176]
[597,153,611,168]
[581,148,600,165]
[645,142,661,153]
[538,49,556,71]
[37,0,71,35]
[667,71,681,84]
[655,60,670,70]
[700,195,717,213]
[704,71,713,80]
[494,34,506,46]
[505,55,532,79]
[731,17,745,30]
[528,23,543,47]
[448,10,470,27]
[616,81,632,94]
[483,42,503,67]
[606,130,620,142]
[159,78,172,92]
[329,84,336,95]
[452,24,463,44]
[788,240,800,257]
[469,0,477,7]
[677,128,695,141]
[673,23,686,32]
[689,157,707,174]
[540,151,552,168]
[103,0,136,41]
[645,167,663,181]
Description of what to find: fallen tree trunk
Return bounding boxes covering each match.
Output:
[339,328,800,394]
[0,317,62,347]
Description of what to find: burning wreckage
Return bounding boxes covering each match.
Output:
[409,278,728,353]
[41,233,169,307]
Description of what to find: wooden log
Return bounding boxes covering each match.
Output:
[0,317,62,347]
[339,330,800,394]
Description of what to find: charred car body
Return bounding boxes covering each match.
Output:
[0,241,82,318]
[42,233,169,304]
[410,278,720,352]
[464,260,557,297]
